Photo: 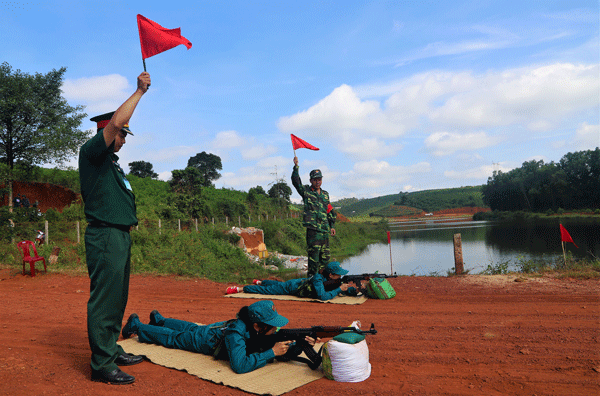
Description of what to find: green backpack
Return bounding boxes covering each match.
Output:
[365,277,396,299]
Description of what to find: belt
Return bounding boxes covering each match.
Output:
[88,221,133,233]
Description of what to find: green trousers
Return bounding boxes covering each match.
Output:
[306,229,330,277]
[85,226,132,372]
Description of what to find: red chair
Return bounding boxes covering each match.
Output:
[17,240,47,277]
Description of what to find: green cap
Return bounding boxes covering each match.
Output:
[310,169,322,179]
[326,261,348,275]
[247,300,288,327]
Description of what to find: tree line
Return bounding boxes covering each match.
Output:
[481,148,600,212]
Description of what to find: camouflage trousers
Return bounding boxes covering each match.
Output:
[306,229,330,277]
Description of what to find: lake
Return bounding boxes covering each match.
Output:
[340,218,600,276]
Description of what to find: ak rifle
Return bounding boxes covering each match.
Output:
[323,272,398,293]
[266,323,378,369]
[341,272,398,284]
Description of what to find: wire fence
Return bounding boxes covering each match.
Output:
[5,212,301,245]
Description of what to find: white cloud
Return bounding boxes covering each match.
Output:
[573,123,600,150]
[279,62,598,162]
[145,146,199,163]
[277,84,398,138]
[157,170,172,181]
[241,144,278,160]
[429,63,599,129]
[211,130,245,149]
[338,160,431,191]
[61,74,131,114]
[444,163,514,180]
[424,131,501,156]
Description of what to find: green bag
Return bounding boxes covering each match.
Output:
[365,277,396,299]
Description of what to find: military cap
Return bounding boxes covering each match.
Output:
[247,300,288,327]
[326,261,349,275]
[310,169,322,179]
[90,111,134,135]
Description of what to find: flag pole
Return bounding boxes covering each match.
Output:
[561,241,566,267]
[143,57,147,72]
[387,231,393,274]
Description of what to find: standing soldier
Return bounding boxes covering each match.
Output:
[79,72,151,385]
[291,156,336,276]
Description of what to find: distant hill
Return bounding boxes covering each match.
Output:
[333,186,486,217]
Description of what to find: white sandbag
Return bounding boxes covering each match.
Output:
[322,339,371,382]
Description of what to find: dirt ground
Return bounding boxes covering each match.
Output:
[0,269,598,396]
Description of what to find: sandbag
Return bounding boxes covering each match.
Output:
[365,277,396,299]
[321,339,371,382]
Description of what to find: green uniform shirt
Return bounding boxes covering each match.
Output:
[78,130,137,226]
[291,165,335,233]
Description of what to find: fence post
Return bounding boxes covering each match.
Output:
[212,218,215,227]
[453,233,464,275]
[195,218,198,232]
[226,216,228,226]
[45,220,49,245]
[76,221,80,244]
[238,216,241,227]
[159,219,161,235]
[178,219,181,231]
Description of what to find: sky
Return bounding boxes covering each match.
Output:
[1,0,598,203]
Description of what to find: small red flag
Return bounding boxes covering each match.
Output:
[291,134,319,151]
[327,204,333,214]
[137,14,192,59]
[559,224,578,248]
[387,230,391,245]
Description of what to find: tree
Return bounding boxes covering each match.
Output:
[268,181,292,202]
[0,62,88,209]
[169,167,204,195]
[187,152,222,187]
[129,160,158,179]
[169,167,204,217]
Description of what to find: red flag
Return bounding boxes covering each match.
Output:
[137,14,192,59]
[559,224,578,248]
[327,204,333,214]
[387,230,391,245]
[291,134,319,151]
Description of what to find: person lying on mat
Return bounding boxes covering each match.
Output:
[226,261,360,300]
[121,300,318,374]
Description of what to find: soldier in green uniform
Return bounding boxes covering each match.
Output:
[78,71,151,385]
[291,156,336,276]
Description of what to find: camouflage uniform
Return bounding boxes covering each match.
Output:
[291,165,336,276]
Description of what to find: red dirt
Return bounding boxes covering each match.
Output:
[1,181,78,213]
[0,270,598,396]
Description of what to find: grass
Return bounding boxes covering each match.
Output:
[480,253,600,279]
[1,217,389,283]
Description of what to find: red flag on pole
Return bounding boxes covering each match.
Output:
[291,134,319,151]
[137,14,192,59]
[387,230,391,244]
[559,224,578,248]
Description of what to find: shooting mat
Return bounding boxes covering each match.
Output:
[118,331,324,396]
[224,291,368,304]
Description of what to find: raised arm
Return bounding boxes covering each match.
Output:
[103,72,151,147]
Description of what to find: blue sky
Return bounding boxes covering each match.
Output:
[1,1,598,202]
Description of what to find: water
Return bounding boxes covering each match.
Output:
[341,218,600,276]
